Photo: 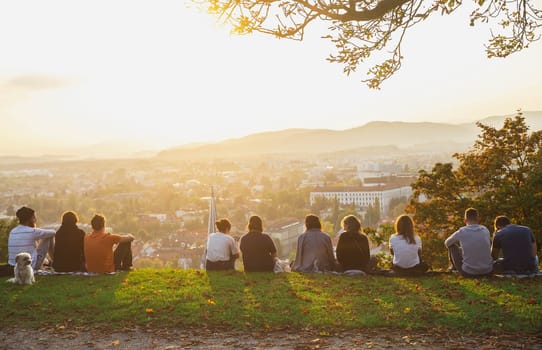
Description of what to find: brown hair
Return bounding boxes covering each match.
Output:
[215,218,231,233]
[305,214,322,230]
[494,215,511,231]
[91,214,106,231]
[395,214,416,245]
[16,206,35,223]
[248,215,263,233]
[465,208,479,222]
[341,215,362,233]
[61,211,79,226]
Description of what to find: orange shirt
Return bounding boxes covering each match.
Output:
[84,231,121,273]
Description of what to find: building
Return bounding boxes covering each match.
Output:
[268,220,304,259]
[309,176,415,216]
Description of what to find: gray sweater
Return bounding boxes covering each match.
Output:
[292,229,336,273]
[445,224,493,275]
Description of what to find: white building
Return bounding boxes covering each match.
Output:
[309,177,415,216]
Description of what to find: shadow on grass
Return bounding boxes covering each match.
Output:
[0,273,124,327]
[1,270,540,332]
[206,270,306,329]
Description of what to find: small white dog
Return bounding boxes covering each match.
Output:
[8,252,35,285]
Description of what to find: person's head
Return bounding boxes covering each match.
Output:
[215,218,231,233]
[464,208,479,224]
[395,214,416,244]
[16,206,36,227]
[91,214,106,232]
[494,215,511,231]
[305,214,322,230]
[61,211,79,226]
[248,215,263,233]
[341,215,362,233]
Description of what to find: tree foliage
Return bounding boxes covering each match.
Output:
[197,0,542,88]
[0,218,17,263]
[407,111,542,269]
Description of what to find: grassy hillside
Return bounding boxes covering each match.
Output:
[1,270,541,332]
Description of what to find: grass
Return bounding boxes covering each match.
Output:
[1,269,541,332]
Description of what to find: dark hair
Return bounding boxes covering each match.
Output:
[305,214,322,230]
[215,218,231,233]
[91,214,106,231]
[16,206,35,223]
[464,208,479,222]
[248,215,263,233]
[494,215,511,231]
[395,214,416,245]
[61,211,79,226]
[341,215,361,233]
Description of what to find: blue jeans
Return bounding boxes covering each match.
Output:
[34,236,54,270]
[448,244,491,277]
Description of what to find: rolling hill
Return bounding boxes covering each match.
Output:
[158,111,542,159]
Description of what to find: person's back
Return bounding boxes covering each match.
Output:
[445,224,492,275]
[206,218,239,271]
[53,211,85,272]
[84,231,120,273]
[336,230,370,271]
[493,224,536,273]
[240,231,276,272]
[8,207,56,270]
[84,214,134,273]
[293,229,335,272]
[292,214,336,273]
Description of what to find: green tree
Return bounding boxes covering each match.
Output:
[197,0,542,88]
[408,112,542,269]
[0,218,17,262]
[364,197,381,228]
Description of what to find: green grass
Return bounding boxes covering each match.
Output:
[1,269,541,332]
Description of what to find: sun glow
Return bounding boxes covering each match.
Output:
[0,0,541,156]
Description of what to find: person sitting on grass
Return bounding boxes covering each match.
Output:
[206,218,240,271]
[239,215,277,272]
[292,214,336,273]
[53,211,86,272]
[84,214,134,273]
[336,215,375,273]
[8,206,56,273]
[389,214,429,276]
[491,215,539,275]
[444,208,493,277]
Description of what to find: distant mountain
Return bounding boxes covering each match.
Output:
[472,111,542,130]
[158,111,542,159]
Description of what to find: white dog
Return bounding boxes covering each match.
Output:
[8,252,35,285]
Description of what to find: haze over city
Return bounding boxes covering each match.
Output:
[1,0,541,157]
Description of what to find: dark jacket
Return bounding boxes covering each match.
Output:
[53,224,85,272]
[336,230,370,271]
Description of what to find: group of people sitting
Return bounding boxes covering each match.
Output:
[206,208,540,277]
[3,205,539,277]
[445,208,539,276]
[4,206,135,275]
[205,213,429,275]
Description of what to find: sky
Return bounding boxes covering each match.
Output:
[0,0,541,156]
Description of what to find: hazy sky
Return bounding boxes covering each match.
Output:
[1,0,541,155]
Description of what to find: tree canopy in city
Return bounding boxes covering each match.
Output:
[197,0,542,88]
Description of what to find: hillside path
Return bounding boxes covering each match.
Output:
[1,327,542,349]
